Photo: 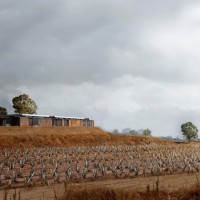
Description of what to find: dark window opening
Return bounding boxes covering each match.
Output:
[82,120,87,126]
[87,121,92,126]
[64,119,69,126]
[2,118,12,126]
[29,118,40,126]
[12,117,20,126]
[53,119,62,126]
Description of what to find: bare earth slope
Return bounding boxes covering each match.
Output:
[0,126,171,148]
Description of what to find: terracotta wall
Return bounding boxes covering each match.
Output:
[69,119,82,126]
[0,117,94,127]
[20,117,29,126]
[61,119,64,126]
[40,118,52,126]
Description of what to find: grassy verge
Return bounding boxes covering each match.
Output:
[59,180,200,200]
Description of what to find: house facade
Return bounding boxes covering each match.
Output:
[0,114,94,127]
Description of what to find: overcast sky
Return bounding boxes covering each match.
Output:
[1,0,200,136]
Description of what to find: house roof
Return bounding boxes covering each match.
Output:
[0,114,90,120]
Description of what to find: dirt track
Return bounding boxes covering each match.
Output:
[1,173,200,200]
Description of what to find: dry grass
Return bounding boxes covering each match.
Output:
[2,173,200,200]
[108,133,172,145]
[59,181,200,200]
[0,127,171,148]
[0,127,110,148]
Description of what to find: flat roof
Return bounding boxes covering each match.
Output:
[0,114,91,120]
[53,116,85,119]
[22,114,50,117]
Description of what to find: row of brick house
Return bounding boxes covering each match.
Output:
[0,114,94,127]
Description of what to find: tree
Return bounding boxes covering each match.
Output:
[113,129,119,134]
[12,94,37,114]
[122,128,130,134]
[143,129,151,136]
[0,107,7,115]
[181,122,198,142]
[129,130,138,135]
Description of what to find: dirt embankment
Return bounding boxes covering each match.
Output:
[0,126,172,148]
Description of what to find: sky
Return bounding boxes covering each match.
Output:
[1,0,200,137]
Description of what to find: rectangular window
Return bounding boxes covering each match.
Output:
[64,119,69,126]
[29,118,40,126]
[82,120,87,126]
[3,118,12,126]
[87,121,92,126]
[12,117,20,126]
[53,119,62,126]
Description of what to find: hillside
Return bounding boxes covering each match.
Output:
[0,126,171,148]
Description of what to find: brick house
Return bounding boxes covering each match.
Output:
[0,114,94,127]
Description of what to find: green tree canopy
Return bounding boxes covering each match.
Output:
[143,129,151,136]
[0,107,7,116]
[12,94,37,114]
[181,122,198,142]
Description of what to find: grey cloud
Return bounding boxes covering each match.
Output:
[17,76,200,137]
[1,0,200,136]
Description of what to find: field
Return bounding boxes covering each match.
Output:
[0,127,199,199]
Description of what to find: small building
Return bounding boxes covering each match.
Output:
[0,114,94,127]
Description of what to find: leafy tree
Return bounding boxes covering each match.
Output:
[113,129,119,134]
[129,130,138,135]
[0,107,7,115]
[12,94,37,114]
[143,129,151,136]
[122,128,130,134]
[181,122,198,142]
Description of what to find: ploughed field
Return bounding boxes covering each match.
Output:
[0,127,199,199]
[0,142,200,189]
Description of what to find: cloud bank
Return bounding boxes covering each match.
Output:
[1,0,200,136]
